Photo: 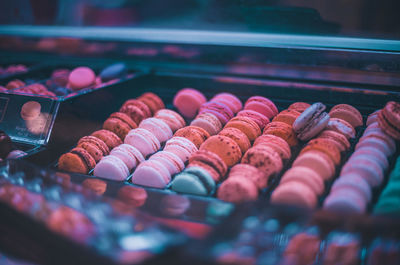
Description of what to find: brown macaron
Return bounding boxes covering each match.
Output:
[77,136,110,162]
[189,149,228,181]
[241,145,283,178]
[200,135,242,167]
[58,147,96,174]
[219,127,251,154]
[91,130,122,150]
[138,92,165,115]
[174,126,210,149]
[119,104,145,125]
[103,112,137,140]
[121,99,152,119]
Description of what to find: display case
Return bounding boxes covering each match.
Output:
[0,0,400,264]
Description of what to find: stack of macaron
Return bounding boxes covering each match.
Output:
[271,103,363,208]
[170,92,259,196]
[324,102,399,214]
[58,92,166,175]
[132,89,231,189]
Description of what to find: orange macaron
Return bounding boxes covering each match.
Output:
[219,127,251,154]
[263,121,298,147]
[174,125,210,149]
[224,116,261,142]
[272,109,301,126]
[200,135,242,167]
[300,138,341,166]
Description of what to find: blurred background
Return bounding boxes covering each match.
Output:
[1,0,399,40]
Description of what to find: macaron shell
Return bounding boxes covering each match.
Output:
[91,130,123,150]
[124,128,161,157]
[273,109,301,126]
[77,136,109,156]
[199,101,234,125]
[200,135,242,167]
[342,156,384,187]
[187,160,222,182]
[119,104,145,125]
[138,92,165,115]
[68,67,95,90]
[93,155,129,181]
[103,116,132,141]
[263,121,298,147]
[58,152,90,174]
[355,137,394,157]
[317,130,350,152]
[150,151,185,174]
[174,126,210,149]
[382,101,400,130]
[241,145,283,177]
[323,190,366,214]
[253,134,291,161]
[229,164,269,190]
[76,141,103,163]
[219,127,251,154]
[288,102,311,113]
[191,113,222,135]
[164,137,198,163]
[280,166,324,196]
[110,149,137,170]
[212,92,243,113]
[271,181,317,208]
[378,110,400,140]
[150,153,182,175]
[361,128,396,154]
[244,100,276,119]
[132,160,171,188]
[245,96,278,117]
[224,116,261,142]
[331,173,372,202]
[171,173,209,196]
[329,104,363,128]
[293,151,335,180]
[301,138,341,166]
[139,117,173,143]
[237,110,270,130]
[367,110,380,126]
[173,88,207,119]
[352,147,388,171]
[189,150,228,180]
[326,118,356,139]
[154,109,186,132]
[122,99,152,119]
[217,176,259,203]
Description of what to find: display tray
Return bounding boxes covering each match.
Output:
[0,159,187,265]
[36,71,400,223]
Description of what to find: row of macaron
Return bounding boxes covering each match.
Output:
[0,63,128,97]
[58,92,170,174]
[168,93,281,196]
[0,64,28,76]
[324,102,398,214]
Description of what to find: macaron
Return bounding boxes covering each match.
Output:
[317,130,350,152]
[253,134,291,161]
[352,147,388,171]
[119,102,145,125]
[149,151,185,175]
[288,102,311,113]
[77,135,110,163]
[103,112,138,141]
[154,109,186,132]
[68,66,96,90]
[355,137,394,157]
[199,101,234,125]
[82,178,107,196]
[93,155,130,181]
[378,101,400,140]
[224,116,261,142]
[219,127,251,154]
[139,117,173,143]
[244,96,278,119]
[121,99,152,119]
[6,79,25,90]
[117,186,148,208]
[170,166,216,196]
[164,136,198,163]
[58,147,96,174]
[124,128,161,157]
[341,155,384,187]
[241,145,283,177]
[237,109,270,130]
[91,130,123,150]
[271,181,317,208]
[301,138,341,166]
[263,121,298,147]
[173,88,207,119]
[359,128,396,155]
[200,135,242,167]
[137,92,165,115]
[293,102,330,141]
[329,104,363,128]
[367,110,380,126]
[323,190,367,214]
[20,101,41,121]
[110,144,145,170]
[131,160,171,188]
[217,176,259,203]
[188,150,228,182]
[174,126,210,149]
[326,118,356,139]
[330,173,372,202]
[293,150,336,180]
[190,113,222,135]
[211,92,243,114]
[272,109,301,126]
[280,166,324,196]
[229,163,269,190]
[99,62,127,81]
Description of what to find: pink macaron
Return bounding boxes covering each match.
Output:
[150,151,185,175]
[244,96,278,119]
[355,137,394,157]
[366,110,380,126]
[190,113,222,135]
[271,181,318,208]
[110,144,145,170]
[199,101,234,125]
[93,155,130,181]
[280,166,325,196]
[331,173,372,202]
[124,128,161,157]
[352,146,389,171]
[211,92,243,114]
[360,128,396,155]
[173,88,207,119]
[139,117,173,143]
[131,160,171,188]
[341,155,384,187]
[164,136,198,163]
[323,190,367,214]
[237,109,270,130]
[68,66,96,91]
[292,151,336,181]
